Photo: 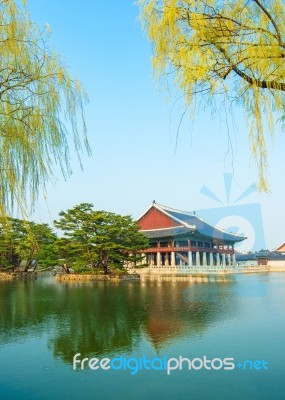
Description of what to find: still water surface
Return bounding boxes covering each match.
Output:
[0,273,284,400]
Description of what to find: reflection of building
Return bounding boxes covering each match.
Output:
[143,277,235,351]
[138,202,245,271]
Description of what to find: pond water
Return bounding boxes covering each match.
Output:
[0,273,284,400]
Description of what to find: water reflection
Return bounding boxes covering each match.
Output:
[0,273,239,364]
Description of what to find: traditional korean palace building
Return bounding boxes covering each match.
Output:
[137,202,246,271]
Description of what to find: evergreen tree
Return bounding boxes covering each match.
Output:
[0,218,58,271]
[54,203,149,274]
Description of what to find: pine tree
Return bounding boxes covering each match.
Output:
[54,203,149,274]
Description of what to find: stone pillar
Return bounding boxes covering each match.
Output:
[165,253,169,268]
[157,252,161,267]
[232,253,236,266]
[146,254,150,267]
[196,252,200,268]
[203,252,207,269]
[216,253,220,268]
[222,253,226,268]
[171,251,176,267]
[227,253,231,268]
[209,252,213,268]
[188,251,193,267]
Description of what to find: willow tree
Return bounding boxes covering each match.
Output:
[139,0,285,191]
[0,0,90,217]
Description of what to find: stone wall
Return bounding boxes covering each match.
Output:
[0,272,14,280]
[0,272,37,280]
[55,273,140,282]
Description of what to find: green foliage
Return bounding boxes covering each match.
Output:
[54,203,149,274]
[0,205,148,274]
[0,0,90,217]
[28,223,58,269]
[139,0,285,191]
[0,218,58,270]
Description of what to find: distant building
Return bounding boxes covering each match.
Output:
[235,253,258,267]
[137,202,246,271]
[273,242,285,252]
[236,250,285,270]
[256,250,285,268]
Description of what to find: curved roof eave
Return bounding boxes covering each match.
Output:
[154,202,246,243]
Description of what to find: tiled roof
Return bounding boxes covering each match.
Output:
[273,242,285,251]
[236,253,257,261]
[256,250,285,260]
[141,203,246,243]
[163,208,245,242]
[236,251,285,261]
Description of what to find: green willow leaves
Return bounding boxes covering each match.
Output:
[0,0,90,216]
[139,0,285,191]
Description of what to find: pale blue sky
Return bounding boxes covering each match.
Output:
[25,0,285,251]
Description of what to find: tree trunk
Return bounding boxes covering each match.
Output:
[103,263,108,275]
[102,250,109,274]
[62,263,70,274]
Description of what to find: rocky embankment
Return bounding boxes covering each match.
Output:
[55,273,140,282]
